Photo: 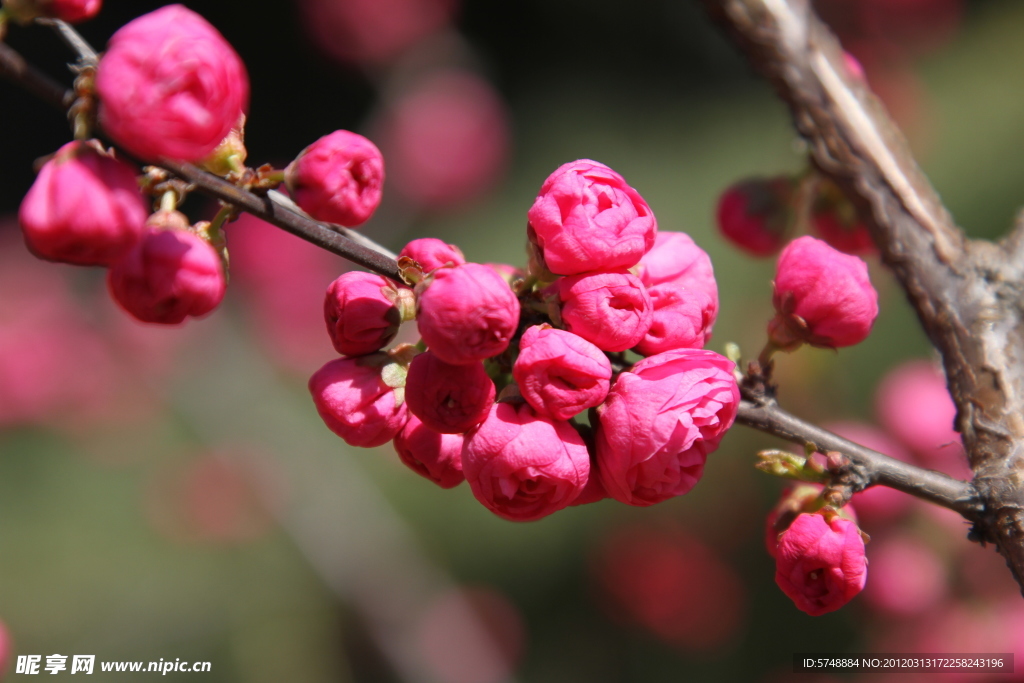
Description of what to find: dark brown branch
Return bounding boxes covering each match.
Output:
[705,0,1024,594]
[4,17,1020,585]
[0,39,401,282]
[737,398,980,516]
[158,161,401,280]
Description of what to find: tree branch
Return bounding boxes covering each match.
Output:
[737,398,980,516]
[158,160,402,280]
[0,38,402,282]
[704,0,1024,594]
[5,14,1023,589]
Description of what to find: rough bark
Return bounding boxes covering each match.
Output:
[704,0,1024,594]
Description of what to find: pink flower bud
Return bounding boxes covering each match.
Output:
[638,231,718,305]
[13,0,101,22]
[715,177,793,257]
[863,535,946,616]
[393,414,465,488]
[377,70,509,209]
[769,236,878,349]
[285,130,385,227]
[399,238,466,273]
[595,349,739,506]
[557,269,652,353]
[764,483,826,558]
[19,141,146,266]
[405,351,495,433]
[108,227,226,324]
[324,271,413,356]
[634,284,715,355]
[775,512,867,616]
[875,360,969,477]
[462,401,590,521]
[416,263,520,364]
[811,179,874,254]
[96,5,249,162]
[636,233,719,353]
[308,353,409,447]
[527,160,656,275]
[812,212,873,255]
[512,325,611,420]
[296,0,457,66]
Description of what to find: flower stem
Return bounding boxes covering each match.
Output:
[159,190,177,213]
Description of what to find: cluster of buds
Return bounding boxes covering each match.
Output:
[19,140,227,325]
[716,174,873,257]
[16,5,388,326]
[309,159,741,521]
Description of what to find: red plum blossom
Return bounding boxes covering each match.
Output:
[393,414,465,489]
[324,271,414,357]
[595,348,739,506]
[512,325,611,420]
[715,177,793,257]
[557,269,652,353]
[405,351,495,434]
[635,284,716,355]
[286,130,385,227]
[96,5,249,162]
[775,512,867,616]
[638,231,718,301]
[19,141,146,266]
[416,263,520,364]
[527,160,656,275]
[399,237,466,273]
[462,401,590,522]
[308,354,410,448]
[107,226,226,325]
[768,236,878,349]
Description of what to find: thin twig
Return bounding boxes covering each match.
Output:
[0,37,402,282]
[736,398,980,516]
[159,160,402,280]
[36,18,98,64]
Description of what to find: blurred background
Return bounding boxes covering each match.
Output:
[1,0,1024,680]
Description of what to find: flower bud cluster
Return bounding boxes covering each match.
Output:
[308,161,739,523]
[18,140,227,326]
[715,173,873,257]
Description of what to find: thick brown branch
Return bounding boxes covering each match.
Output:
[706,0,1024,593]
[737,399,980,516]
